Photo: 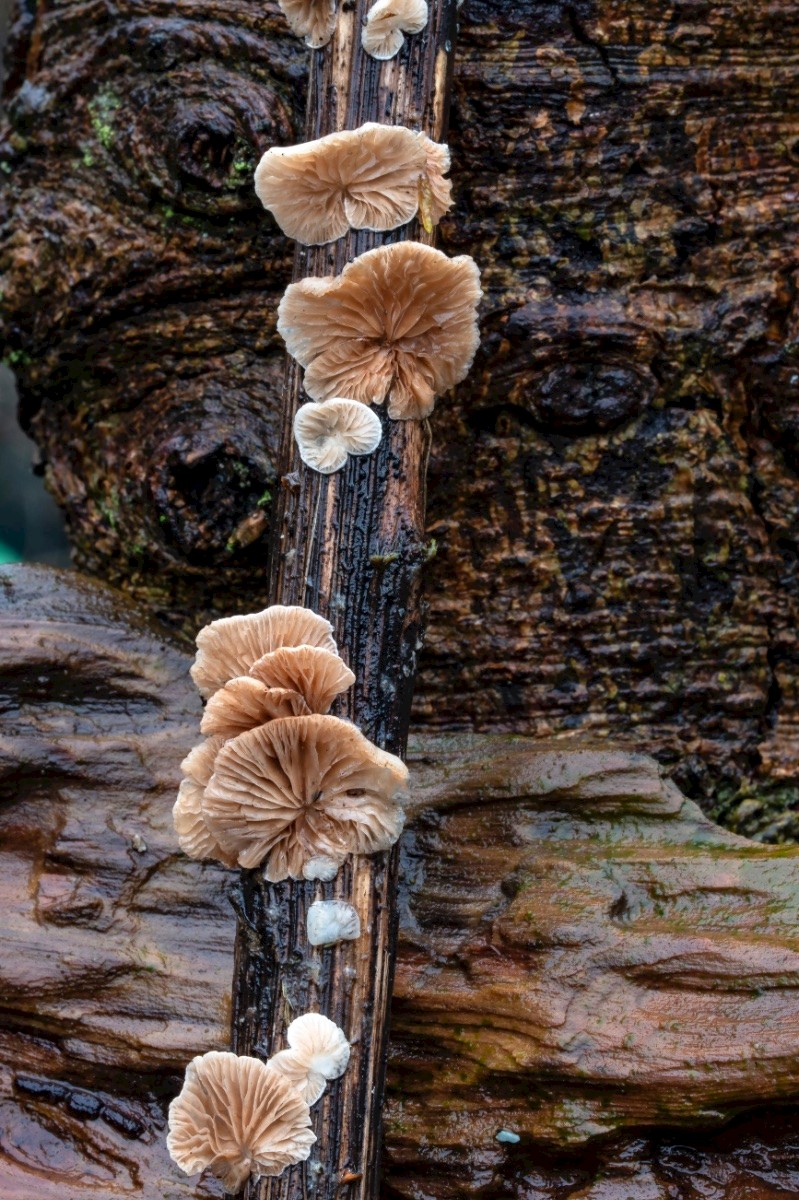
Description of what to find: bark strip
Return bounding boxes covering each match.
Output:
[231,5,459,1198]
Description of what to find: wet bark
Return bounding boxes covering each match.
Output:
[228,6,457,1200]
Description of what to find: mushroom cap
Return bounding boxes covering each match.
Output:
[167,1050,315,1191]
[294,399,383,474]
[173,737,238,867]
[191,605,338,699]
[249,645,356,714]
[255,123,436,246]
[203,714,409,879]
[420,136,453,229]
[201,677,311,739]
[363,0,429,59]
[277,0,338,49]
[268,1013,351,1105]
[277,241,482,420]
[307,900,362,947]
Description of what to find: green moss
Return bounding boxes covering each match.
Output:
[89,90,120,149]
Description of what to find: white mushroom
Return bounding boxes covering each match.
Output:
[307,900,362,947]
[362,0,428,60]
[294,399,383,474]
[268,1013,351,1105]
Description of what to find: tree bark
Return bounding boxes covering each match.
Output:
[229,6,458,1200]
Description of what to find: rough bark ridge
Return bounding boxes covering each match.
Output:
[229,7,458,1200]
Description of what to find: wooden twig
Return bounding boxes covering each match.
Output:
[231,4,460,1198]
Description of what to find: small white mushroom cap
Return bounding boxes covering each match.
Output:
[277,0,338,49]
[307,900,362,947]
[268,1013,351,1105]
[294,399,383,474]
[302,855,342,881]
[363,0,428,59]
[167,1051,315,1190]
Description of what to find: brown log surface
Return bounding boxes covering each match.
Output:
[3,566,799,1199]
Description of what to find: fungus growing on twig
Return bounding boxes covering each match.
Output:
[307,900,362,947]
[294,399,383,474]
[173,737,238,867]
[167,1051,315,1191]
[201,677,311,739]
[202,714,409,878]
[254,124,452,245]
[362,0,428,59]
[191,605,337,699]
[277,0,338,49]
[249,645,355,713]
[268,1013,351,1105]
[278,242,482,419]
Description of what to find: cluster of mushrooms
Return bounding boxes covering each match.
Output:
[168,606,408,1188]
[168,4,482,1190]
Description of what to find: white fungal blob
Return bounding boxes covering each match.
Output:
[294,399,382,474]
[268,1013,351,1105]
[307,900,362,947]
[302,855,342,882]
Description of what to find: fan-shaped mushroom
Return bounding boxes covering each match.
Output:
[202,714,409,879]
[249,645,355,713]
[191,605,337,699]
[307,900,362,947]
[167,1050,315,1191]
[173,737,238,867]
[362,0,428,60]
[277,241,482,420]
[268,1013,351,1105]
[277,0,338,49]
[294,399,383,474]
[254,124,452,245]
[201,677,311,739]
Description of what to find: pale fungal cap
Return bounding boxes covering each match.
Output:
[277,242,482,420]
[173,737,238,867]
[203,714,409,878]
[294,399,382,474]
[303,855,342,881]
[277,0,338,49]
[191,605,337,699]
[254,123,451,246]
[268,1013,351,1105]
[307,900,362,947]
[201,676,311,738]
[363,0,429,59]
[249,645,356,714]
[167,1050,315,1191]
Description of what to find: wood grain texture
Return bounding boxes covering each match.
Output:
[3,567,799,1199]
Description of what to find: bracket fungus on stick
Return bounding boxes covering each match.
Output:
[167,1051,315,1191]
[268,1013,351,1105]
[362,0,429,59]
[278,241,482,419]
[200,677,311,739]
[173,736,238,867]
[276,0,338,49]
[294,399,383,474]
[248,644,356,713]
[202,713,409,879]
[254,123,452,245]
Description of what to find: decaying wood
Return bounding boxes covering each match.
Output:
[228,6,458,1200]
[3,566,799,1200]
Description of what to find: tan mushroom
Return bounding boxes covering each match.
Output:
[202,714,409,879]
[249,645,355,714]
[191,605,337,699]
[173,737,238,867]
[167,1050,315,1191]
[362,0,428,59]
[254,124,451,245]
[294,399,383,474]
[419,137,453,231]
[268,1013,351,1105]
[277,241,482,420]
[277,0,338,49]
[201,677,311,739]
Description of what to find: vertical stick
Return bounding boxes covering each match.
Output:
[231,4,459,1198]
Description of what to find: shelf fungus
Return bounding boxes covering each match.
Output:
[362,0,429,60]
[167,1051,315,1191]
[173,737,238,867]
[202,714,409,879]
[191,605,337,699]
[201,677,312,739]
[307,899,362,946]
[254,123,452,245]
[277,242,482,419]
[249,645,356,713]
[276,0,338,49]
[268,1013,351,1104]
[294,399,383,474]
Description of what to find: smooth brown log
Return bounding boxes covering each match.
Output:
[229,6,459,1200]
